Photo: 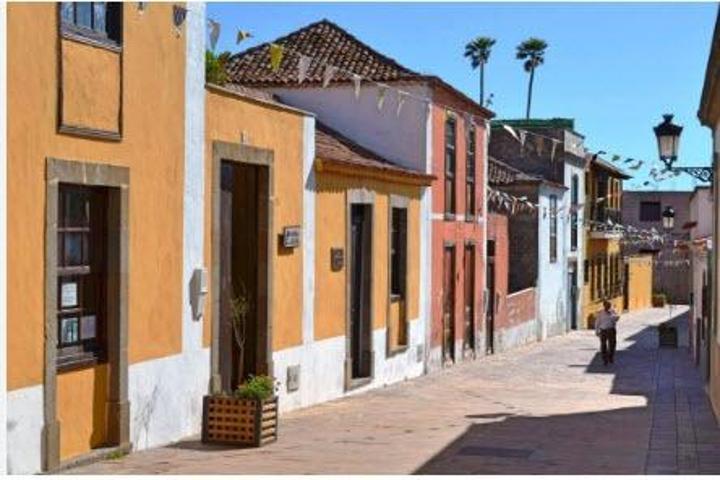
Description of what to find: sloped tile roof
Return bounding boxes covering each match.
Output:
[227,19,420,87]
[316,122,432,183]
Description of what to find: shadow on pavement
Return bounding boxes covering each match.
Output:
[415,310,720,475]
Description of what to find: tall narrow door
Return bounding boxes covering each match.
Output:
[350,204,372,379]
[568,269,578,330]
[486,258,495,354]
[623,264,630,311]
[463,245,475,355]
[442,246,456,364]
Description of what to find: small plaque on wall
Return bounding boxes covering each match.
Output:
[282,226,301,248]
[331,248,344,271]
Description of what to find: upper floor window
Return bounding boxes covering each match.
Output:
[465,124,476,219]
[444,115,457,216]
[61,2,123,46]
[639,201,661,222]
[571,174,579,252]
[549,195,558,263]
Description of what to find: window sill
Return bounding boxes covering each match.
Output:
[444,213,456,221]
[58,124,122,142]
[61,27,122,53]
[57,353,106,373]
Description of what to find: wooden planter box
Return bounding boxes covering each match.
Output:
[202,395,278,447]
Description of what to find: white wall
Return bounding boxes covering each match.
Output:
[271,84,431,174]
[6,385,43,474]
[564,162,585,330]
[690,188,713,240]
[536,184,569,340]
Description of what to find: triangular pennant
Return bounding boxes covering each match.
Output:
[377,85,388,111]
[352,74,362,99]
[611,154,621,162]
[297,55,312,84]
[503,124,520,142]
[519,131,527,149]
[550,140,558,163]
[322,65,338,88]
[237,29,253,44]
[396,91,407,117]
[269,43,284,72]
[208,19,220,51]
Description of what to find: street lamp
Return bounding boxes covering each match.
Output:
[662,206,675,230]
[653,114,713,183]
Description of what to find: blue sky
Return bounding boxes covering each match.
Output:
[208,2,718,191]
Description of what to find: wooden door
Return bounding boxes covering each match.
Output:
[486,259,495,354]
[463,245,475,354]
[443,246,456,363]
[350,204,372,379]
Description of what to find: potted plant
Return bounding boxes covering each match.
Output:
[202,285,279,447]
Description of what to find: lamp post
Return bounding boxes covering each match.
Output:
[662,206,675,231]
[653,114,713,183]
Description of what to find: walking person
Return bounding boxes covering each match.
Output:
[595,300,620,365]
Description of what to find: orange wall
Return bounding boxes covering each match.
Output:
[627,255,653,311]
[8,2,188,460]
[204,88,306,352]
[313,171,422,341]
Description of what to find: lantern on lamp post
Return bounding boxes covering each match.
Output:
[653,114,713,183]
[662,206,675,231]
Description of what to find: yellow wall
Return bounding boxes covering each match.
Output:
[204,88,306,352]
[582,237,624,328]
[313,171,422,342]
[627,255,653,311]
[8,3,187,460]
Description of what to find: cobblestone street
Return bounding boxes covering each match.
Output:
[66,306,720,475]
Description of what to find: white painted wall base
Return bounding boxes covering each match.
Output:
[272,318,425,413]
[6,385,44,474]
[425,345,444,373]
[129,348,210,451]
[494,318,539,354]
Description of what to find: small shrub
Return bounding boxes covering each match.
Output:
[652,293,667,308]
[234,375,276,401]
[106,450,127,461]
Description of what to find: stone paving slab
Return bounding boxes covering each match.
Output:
[65,306,720,475]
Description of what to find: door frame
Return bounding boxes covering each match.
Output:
[210,141,274,394]
[345,189,375,390]
[442,242,456,364]
[463,241,476,358]
[43,158,130,471]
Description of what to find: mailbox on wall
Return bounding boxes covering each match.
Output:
[282,226,301,248]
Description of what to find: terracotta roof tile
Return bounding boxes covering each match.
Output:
[227,19,420,87]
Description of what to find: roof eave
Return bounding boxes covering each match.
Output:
[699,6,720,127]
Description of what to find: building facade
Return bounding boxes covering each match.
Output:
[225,20,494,372]
[622,190,693,304]
[7,3,208,472]
[688,187,712,378]
[698,5,720,417]
[489,118,586,336]
[583,155,631,327]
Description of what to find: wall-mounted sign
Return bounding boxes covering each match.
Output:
[61,281,78,308]
[282,226,301,248]
[331,248,344,271]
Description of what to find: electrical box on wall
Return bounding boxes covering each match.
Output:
[287,365,300,392]
[190,267,208,321]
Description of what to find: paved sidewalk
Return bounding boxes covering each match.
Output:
[66,306,720,474]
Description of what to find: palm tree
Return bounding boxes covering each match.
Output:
[464,36,496,107]
[516,38,548,119]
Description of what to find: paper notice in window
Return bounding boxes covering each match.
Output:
[81,315,96,340]
[61,281,78,308]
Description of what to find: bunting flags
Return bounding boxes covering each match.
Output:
[352,74,362,99]
[237,29,253,44]
[208,19,220,51]
[377,84,388,111]
[269,43,284,72]
[396,90,407,117]
[172,5,187,36]
[297,55,312,84]
[503,124,520,142]
[322,65,337,88]
[550,139,559,163]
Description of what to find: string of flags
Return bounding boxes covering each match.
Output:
[200,17,706,190]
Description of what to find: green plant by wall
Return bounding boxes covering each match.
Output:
[234,375,277,401]
[206,50,231,86]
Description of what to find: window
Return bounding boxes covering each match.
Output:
[465,124,476,220]
[57,185,108,369]
[390,207,407,299]
[549,195,558,263]
[571,174,579,251]
[444,115,457,216]
[639,201,662,222]
[60,2,123,45]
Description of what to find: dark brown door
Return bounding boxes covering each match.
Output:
[463,244,475,354]
[486,257,495,355]
[443,246,456,363]
[350,204,372,379]
[219,161,268,393]
[623,263,630,311]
